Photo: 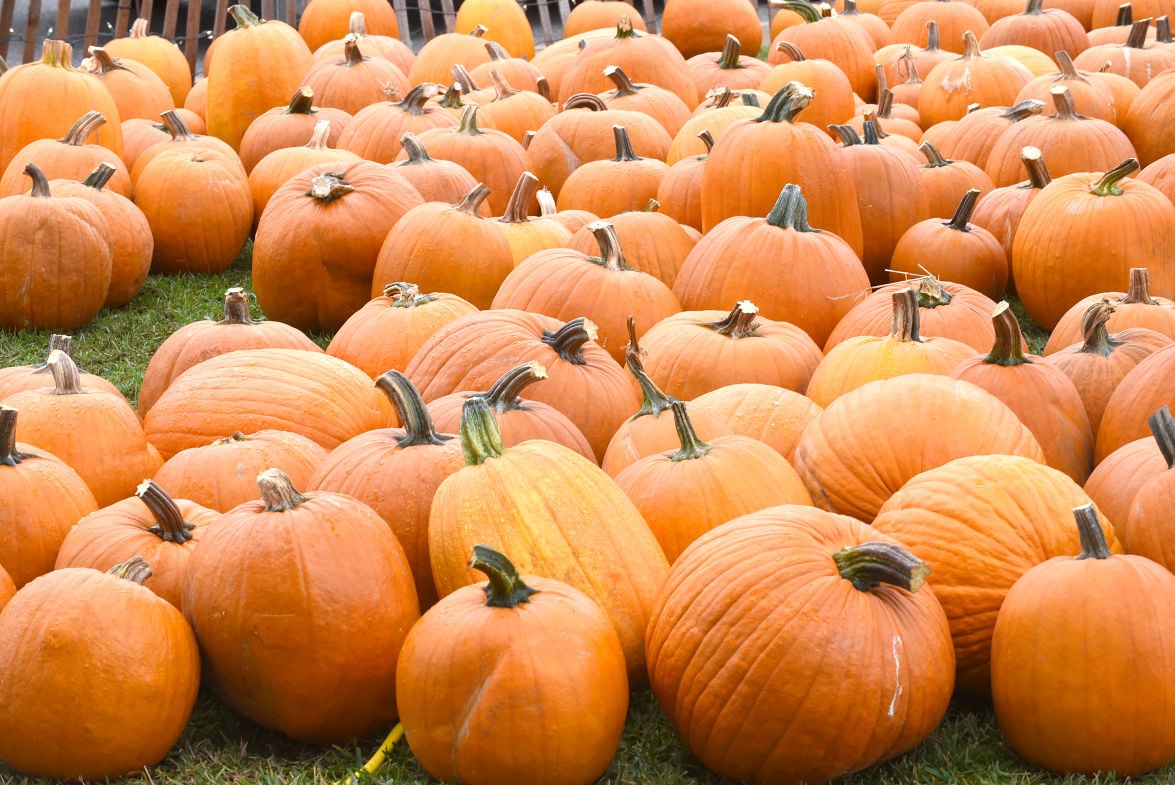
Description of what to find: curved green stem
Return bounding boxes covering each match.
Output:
[107,555,153,584]
[257,468,308,512]
[541,317,597,366]
[669,400,712,462]
[458,396,507,466]
[138,479,196,543]
[481,362,548,412]
[833,541,931,592]
[471,544,539,607]
[375,370,453,447]
[1091,158,1140,196]
[705,301,760,339]
[983,301,1031,366]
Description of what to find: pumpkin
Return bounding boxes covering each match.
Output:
[761,42,858,140]
[991,505,1175,776]
[806,288,975,407]
[337,83,458,164]
[53,479,220,608]
[667,88,761,164]
[0,110,131,198]
[1074,18,1175,88]
[0,565,12,613]
[1043,299,1173,435]
[794,373,1045,522]
[151,430,329,514]
[0,405,98,588]
[1012,159,1175,331]
[491,220,682,364]
[143,348,394,460]
[661,0,763,59]
[646,504,955,785]
[1043,267,1175,353]
[1114,407,1175,569]
[137,287,322,417]
[424,362,597,462]
[491,171,573,268]
[205,4,314,151]
[102,18,193,106]
[890,0,992,52]
[970,145,1052,276]
[428,396,669,683]
[455,0,535,59]
[183,469,419,744]
[309,370,466,609]
[314,11,414,74]
[1012,51,1129,124]
[769,1,877,100]
[0,557,200,780]
[562,0,649,37]
[238,87,353,173]
[918,32,1035,127]
[302,34,410,115]
[5,350,162,507]
[297,0,401,52]
[566,199,698,287]
[82,47,175,122]
[873,454,1115,694]
[689,382,823,463]
[253,161,425,333]
[0,163,112,332]
[407,25,494,86]
[469,41,546,93]
[391,131,484,210]
[614,400,813,562]
[1084,417,1169,528]
[476,69,558,145]
[686,35,773,95]
[634,301,824,400]
[673,183,870,346]
[0,334,124,401]
[396,544,628,785]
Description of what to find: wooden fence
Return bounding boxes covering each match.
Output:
[0,0,680,74]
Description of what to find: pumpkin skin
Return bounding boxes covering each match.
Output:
[143,348,394,460]
[0,565,13,613]
[689,382,823,463]
[1043,267,1175,353]
[646,504,955,785]
[991,505,1175,776]
[1097,344,1175,462]
[183,469,420,745]
[396,545,629,785]
[297,0,401,52]
[102,18,193,106]
[872,454,1117,695]
[794,373,1045,522]
[0,110,132,199]
[0,560,200,781]
[0,405,99,588]
[428,397,669,683]
[53,480,220,609]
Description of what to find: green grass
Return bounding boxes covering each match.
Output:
[0,256,1124,785]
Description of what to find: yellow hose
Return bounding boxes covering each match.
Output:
[333,723,405,785]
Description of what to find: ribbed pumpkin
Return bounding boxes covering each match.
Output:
[308,370,464,609]
[103,18,193,106]
[646,504,955,785]
[933,99,1045,172]
[0,163,112,332]
[238,87,353,173]
[686,35,773,96]
[1043,267,1175,353]
[5,351,162,507]
[970,145,1052,276]
[761,42,857,140]
[635,301,825,400]
[81,47,175,122]
[247,120,363,227]
[673,184,870,347]
[689,382,823,463]
[0,110,131,198]
[699,82,864,257]
[301,34,410,115]
[1097,344,1175,462]
[372,184,514,311]
[661,0,763,59]
[405,310,641,461]
[0,334,123,402]
[492,171,573,268]
[1116,407,1175,570]
[397,544,629,785]
[391,131,484,209]
[872,455,1116,695]
[919,32,1036,127]
[806,288,976,407]
[1013,159,1175,331]
[143,348,394,460]
[0,558,200,781]
[1085,430,1168,530]
[253,161,424,333]
[492,221,682,363]
[205,5,314,151]
[297,0,401,52]
[991,505,1175,776]
[1012,51,1129,124]
[769,1,878,100]
[566,201,697,288]
[0,39,124,173]
[1043,299,1173,435]
[794,373,1045,522]
[53,479,220,609]
[614,400,813,562]
[151,430,329,514]
[313,11,414,76]
[137,287,322,416]
[183,468,419,745]
[429,396,669,682]
[336,83,457,163]
[0,405,98,588]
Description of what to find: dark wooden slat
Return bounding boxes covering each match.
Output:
[284,0,298,28]
[419,0,437,41]
[535,0,554,46]
[260,0,276,19]
[184,0,203,73]
[0,0,15,63]
[556,0,572,31]
[393,0,412,44]
[141,0,156,26]
[438,0,455,33]
[640,0,657,32]
[113,0,133,38]
[56,0,72,42]
[162,0,181,37]
[213,0,231,37]
[23,0,41,64]
[84,0,102,51]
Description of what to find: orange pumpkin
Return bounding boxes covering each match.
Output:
[0,110,131,198]
[103,18,193,106]
[238,87,353,173]
[689,382,823,463]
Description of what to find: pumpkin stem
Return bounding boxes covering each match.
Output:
[456,183,493,216]
[698,129,715,154]
[536,186,557,215]
[1126,18,1152,48]
[668,400,712,462]
[439,82,465,111]
[468,23,488,38]
[484,40,511,61]
[451,65,479,95]
[59,110,106,146]
[765,183,817,231]
[1020,145,1051,189]
[160,108,199,141]
[1053,50,1085,81]
[40,39,75,68]
[341,34,365,67]
[890,288,924,342]
[709,87,736,109]
[375,370,453,448]
[24,163,52,198]
[916,275,953,308]
[138,479,196,543]
[777,1,821,22]
[481,361,548,412]
[1115,3,1135,26]
[829,123,861,146]
[228,3,263,28]
[458,396,507,465]
[614,14,638,37]
[257,467,308,511]
[397,131,433,164]
[925,19,942,51]
[129,18,150,37]
[961,29,983,58]
[456,104,485,135]
[1048,85,1082,119]
[1074,503,1113,560]
[563,92,608,111]
[983,301,1031,366]
[611,124,642,162]
[281,87,315,117]
[1024,0,1045,13]
[833,541,931,592]
[1092,158,1141,196]
[306,170,355,202]
[945,188,980,231]
[347,10,368,35]
[384,281,439,307]
[81,161,118,190]
[626,316,677,418]
[500,171,540,224]
[776,41,805,61]
[471,544,539,607]
[542,317,597,365]
[0,406,36,466]
[705,301,761,339]
[1148,405,1175,469]
[107,555,153,584]
[718,34,743,69]
[588,220,629,272]
[1003,98,1046,122]
[862,119,881,145]
[219,287,259,325]
[1077,299,1120,357]
[1122,267,1158,305]
[399,83,439,114]
[489,68,519,102]
[754,81,814,124]
[918,141,953,168]
[84,46,124,75]
[303,119,332,151]
[46,349,85,395]
[897,46,922,83]
[603,65,640,96]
